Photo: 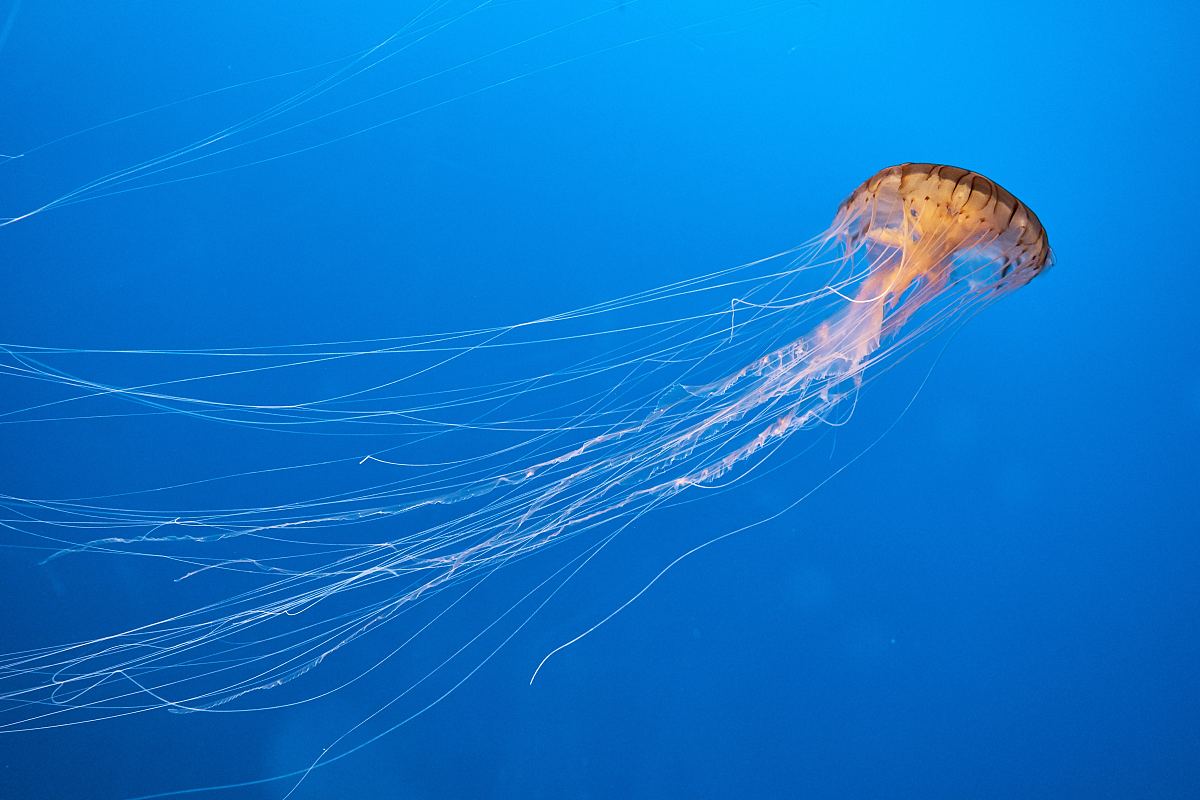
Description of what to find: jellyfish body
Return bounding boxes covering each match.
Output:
[0,165,1050,749]
[841,164,1050,307]
[833,163,1050,362]
[676,163,1050,482]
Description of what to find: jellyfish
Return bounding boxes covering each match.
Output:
[0,163,1050,791]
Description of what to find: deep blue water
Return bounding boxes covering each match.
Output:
[2,2,1198,798]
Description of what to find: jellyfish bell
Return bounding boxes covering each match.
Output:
[834,163,1051,294]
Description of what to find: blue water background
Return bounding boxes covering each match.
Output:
[1,2,1198,798]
